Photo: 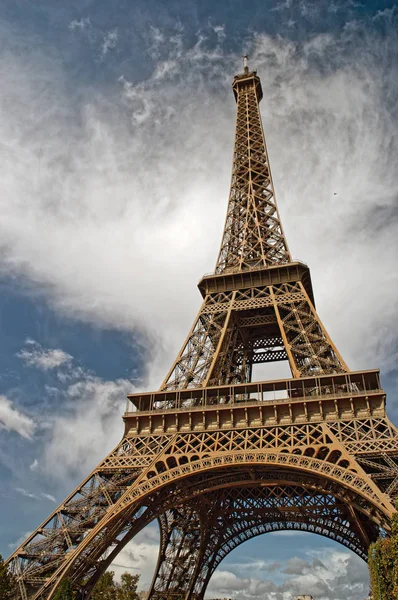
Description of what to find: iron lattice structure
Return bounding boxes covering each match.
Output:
[6,64,398,600]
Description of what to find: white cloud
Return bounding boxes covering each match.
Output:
[145,26,165,59]
[16,340,72,371]
[0,395,35,439]
[0,21,397,395]
[271,0,293,11]
[101,28,118,56]
[212,24,226,43]
[69,17,91,31]
[208,569,276,596]
[110,524,160,590]
[206,549,369,599]
[41,493,56,503]
[29,458,38,471]
[15,487,37,500]
[14,488,57,504]
[10,335,136,484]
[43,371,134,482]
[8,531,33,550]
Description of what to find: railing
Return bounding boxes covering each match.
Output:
[127,370,382,413]
[200,259,309,279]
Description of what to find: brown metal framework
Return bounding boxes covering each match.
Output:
[6,63,398,600]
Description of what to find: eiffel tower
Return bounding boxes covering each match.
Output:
[6,59,398,600]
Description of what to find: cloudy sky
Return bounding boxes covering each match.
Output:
[0,0,397,598]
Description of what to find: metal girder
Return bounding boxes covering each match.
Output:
[148,507,203,600]
[160,279,348,391]
[189,483,374,596]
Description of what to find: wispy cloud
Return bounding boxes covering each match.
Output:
[8,531,33,550]
[16,339,72,371]
[0,395,35,439]
[0,18,397,396]
[14,488,56,503]
[271,0,293,11]
[146,26,165,59]
[69,17,91,31]
[110,525,160,588]
[43,371,134,482]
[41,493,56,503]
[101,28,118,56]
[211,24,226,43]
[15,487,37,499]
[13,335,136,483]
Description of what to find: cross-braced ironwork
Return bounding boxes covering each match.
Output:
[6,61,398,600]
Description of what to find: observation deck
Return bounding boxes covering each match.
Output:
[198,261,315,305]
[124,370,386,440]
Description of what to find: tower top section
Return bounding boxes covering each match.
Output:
[232,56,263,103]
[215,64,290,273]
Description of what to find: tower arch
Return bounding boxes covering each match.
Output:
[9,455,393,600]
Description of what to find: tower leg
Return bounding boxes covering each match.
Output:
[148,491,249,599]
[148,506,204,600]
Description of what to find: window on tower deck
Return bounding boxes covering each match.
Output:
[251,361,291,401]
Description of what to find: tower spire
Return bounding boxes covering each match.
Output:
[216,65,291,274]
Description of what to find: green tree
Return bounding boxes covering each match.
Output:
[369,509,398,599]
[117,573,140,600]
[53,579,74,600]
[91,571,140,600]
[91,571,117,600]
[0,554,15,600]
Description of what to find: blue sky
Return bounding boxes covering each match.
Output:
[0,1,398,598]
